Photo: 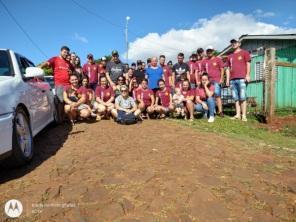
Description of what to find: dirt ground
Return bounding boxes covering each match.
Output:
[0,120,295,222]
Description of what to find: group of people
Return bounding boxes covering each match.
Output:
[39,38,251,125]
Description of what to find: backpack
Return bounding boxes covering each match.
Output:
[117,110,138,125]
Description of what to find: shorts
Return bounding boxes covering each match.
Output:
[55,85,65,102]
[175,103,184,109]
[230,79,247,101]
[77,104,89,111]
[212,81,221,97]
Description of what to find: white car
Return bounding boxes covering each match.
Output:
[0,49,56,167]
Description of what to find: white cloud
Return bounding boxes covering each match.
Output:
[125,11,296,63]
[74,33,88,43]
[254,9,275,18]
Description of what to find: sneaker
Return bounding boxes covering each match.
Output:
[189,117,194,122]
[241,116,248,122]
[208,116,215,123]
[96,115,101,121]
[230,115,241,120]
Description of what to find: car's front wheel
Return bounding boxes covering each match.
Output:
[3,107,34,167]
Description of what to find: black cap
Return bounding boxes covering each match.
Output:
[87,53,94,59]
[111,50,119,56]
[196,48,204,54]
[167,60,172,65]
[136,60,142,65]
[230,39,238,44]
[131,63,136,66]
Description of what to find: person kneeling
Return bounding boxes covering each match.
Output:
[194,73,216,123]
[111,85,141,124]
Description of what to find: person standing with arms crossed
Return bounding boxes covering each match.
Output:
[106,50,126,87]
[226,39,251,122]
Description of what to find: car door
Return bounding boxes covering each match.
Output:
[23,57,52,127]
[16,55,46,133]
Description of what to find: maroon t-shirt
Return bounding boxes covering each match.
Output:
[195,84,215,101]
[82,63,99,84]
[195,60,203,73]
[48,56,73,86]
[201,57,224,82]
[137,88,154,106]
[95,86,114,102]
[98,64,106,78]
[175,81,183,90]
[227,49,251,80]
[161,64,172,87]
[80,86,94,104]
[187,61,197,83]
[156,87,171,107]
[132,87,140,100]
[181,89,195,100]
[64,85,87,101]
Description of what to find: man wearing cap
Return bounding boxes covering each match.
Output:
[133,60,146,84]
[106,50,126,87]
[82,53,99,91]
[187,53,199,89]
[172,53,190,87]
[98,56,107,77]
[201,46,225,117]
[226,39,251,122]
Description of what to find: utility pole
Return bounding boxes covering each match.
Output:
[125,16,130,63]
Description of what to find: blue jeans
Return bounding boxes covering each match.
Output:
[194,97,216,117]
[212,81,221,97]
[230,79,247,101]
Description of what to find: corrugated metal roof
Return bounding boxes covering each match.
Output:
[219,34,296,56]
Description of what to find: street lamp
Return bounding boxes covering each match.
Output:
[125,16,130,63]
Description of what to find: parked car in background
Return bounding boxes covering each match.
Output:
[0,49,56,167]
[44,75,55,95]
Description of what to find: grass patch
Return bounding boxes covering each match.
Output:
[171,114,296,152]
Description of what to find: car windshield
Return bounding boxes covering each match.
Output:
[0,51,12,76]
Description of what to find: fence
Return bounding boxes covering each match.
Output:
[221,47,296,123]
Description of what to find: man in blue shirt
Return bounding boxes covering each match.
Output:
[145,57,163,92]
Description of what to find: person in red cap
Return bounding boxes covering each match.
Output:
[82,53,99,91]
[226,39,251,122]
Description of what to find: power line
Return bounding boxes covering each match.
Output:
[69,0,181,53]
[0,0,48,59]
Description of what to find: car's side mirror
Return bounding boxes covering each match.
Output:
[24,67,45,78]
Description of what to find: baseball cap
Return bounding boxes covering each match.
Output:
[206,46,214,51]
[136,60,142,65]
[101,56,106,61]
[112,50,119,56]
[230,39,238,44]
[87,53,94,59]
[131,62,136,66]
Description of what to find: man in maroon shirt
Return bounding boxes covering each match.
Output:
[202,46,224,117]
[82,53,99,91]
[187,53,199,89]
[159,55,172,88]
[39,46,73,102]
[226,39,251,121]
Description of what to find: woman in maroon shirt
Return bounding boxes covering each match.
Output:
[137,79,155,118]
[94,76,115,119]
[180,80,195,121]
[63,74,91,125]
[155,79,174,119]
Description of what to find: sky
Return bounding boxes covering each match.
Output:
[0,0,295,65]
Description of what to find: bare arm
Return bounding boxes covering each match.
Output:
[226,68,230,87]
[245,62,251,82]
[220,68,224,84]
[106,72,115,86]
[38,61,50,69]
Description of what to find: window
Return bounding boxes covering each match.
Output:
[15,54,35,78]
[255,61,264,80]
[0,50,12,76]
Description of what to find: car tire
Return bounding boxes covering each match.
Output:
[2,107,34,168]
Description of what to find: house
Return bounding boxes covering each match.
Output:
[219,34,296,112]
